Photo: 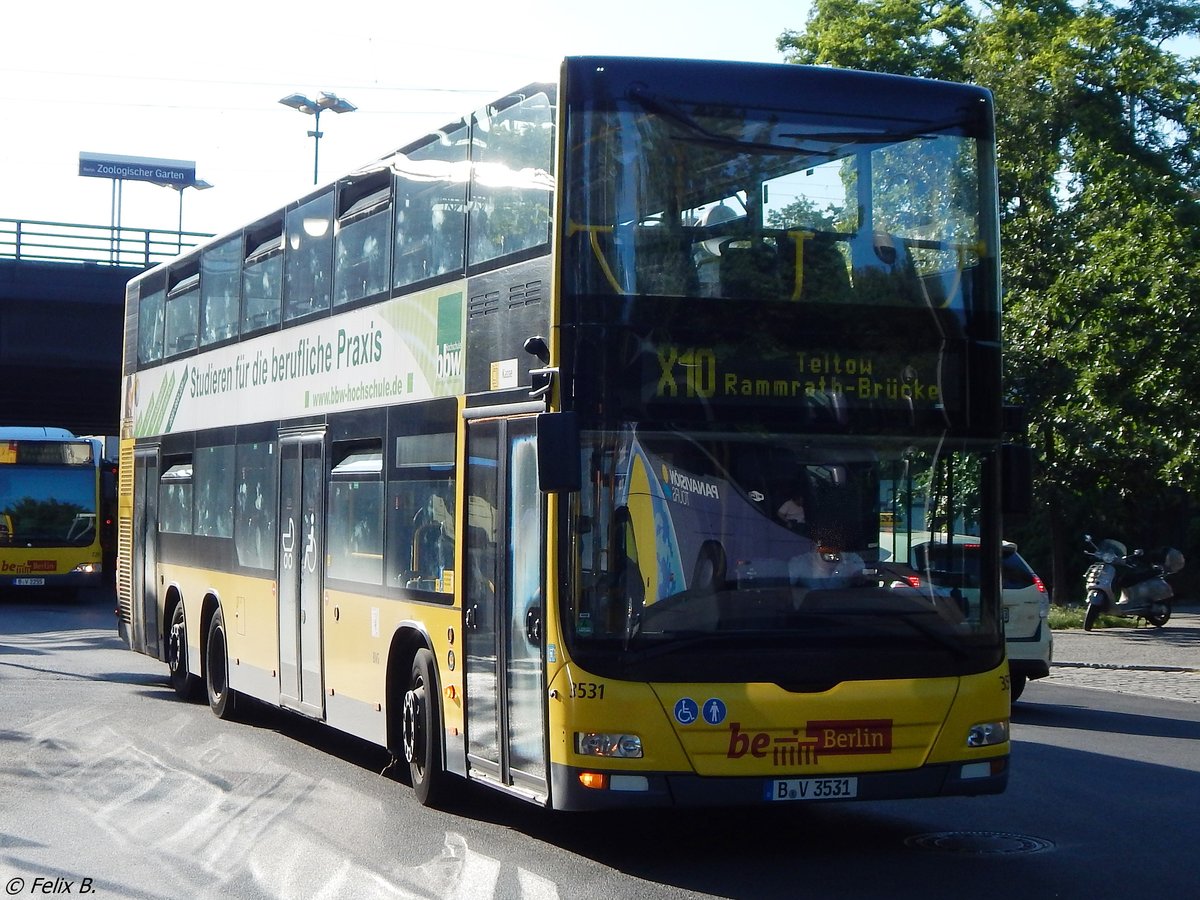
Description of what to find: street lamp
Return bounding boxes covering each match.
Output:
[157,178,214,252]
[279,91,357,185]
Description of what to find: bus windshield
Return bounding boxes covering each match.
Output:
[565,85,990,317]
[567,428,999,683]
[0,466,98,547]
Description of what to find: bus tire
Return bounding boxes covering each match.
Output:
[1010,672,1027,703]
[403,648,445,806]
[205,607,238,720]
[167,602,202,700]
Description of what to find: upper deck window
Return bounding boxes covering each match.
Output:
[563,88,991,315]
[164,266,200,358]
[334,172,392,308]
[467,91,554,268]
[284,192,334,322]
[242,220,283,334]
[137,286,166,366]
[392,119,469,290]
[200,238,241,346]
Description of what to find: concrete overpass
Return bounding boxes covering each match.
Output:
[0,218,205,436]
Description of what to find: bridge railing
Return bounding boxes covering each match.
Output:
[0,218,209,268]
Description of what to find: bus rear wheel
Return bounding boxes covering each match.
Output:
[402,649,445,806]
[205,607,238,720]
[167,602,201,700]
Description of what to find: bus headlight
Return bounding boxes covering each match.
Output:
[966,720,1009,748]
[70,562,101,574]
[575,732,644,758]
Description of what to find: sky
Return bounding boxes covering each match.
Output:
[2,1,811,241]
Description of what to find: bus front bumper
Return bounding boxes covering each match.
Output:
[548,756,1008,811]
[1,569,103,590]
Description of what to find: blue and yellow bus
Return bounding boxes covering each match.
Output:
[0,426,105,596]
[118,57,1026,810]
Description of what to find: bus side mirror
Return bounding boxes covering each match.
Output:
[537,412,580,493]
[1001,443,1033,518]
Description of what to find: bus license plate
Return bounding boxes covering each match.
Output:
[14,578,45,586]
[767,776,858,801]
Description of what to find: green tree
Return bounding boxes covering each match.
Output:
[4,497,86,541]
[779,0,1200,599]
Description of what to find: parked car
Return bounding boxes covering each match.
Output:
[881,533,1052,702]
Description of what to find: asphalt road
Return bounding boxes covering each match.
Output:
[3,587,1199,899]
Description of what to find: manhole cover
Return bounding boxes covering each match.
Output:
[904,831,1054,855]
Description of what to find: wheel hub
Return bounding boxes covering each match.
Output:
[403,688,424,765]
[168,621,184,672]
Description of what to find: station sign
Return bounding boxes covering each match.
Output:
[78,152,196,186]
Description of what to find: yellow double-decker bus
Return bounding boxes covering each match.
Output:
[117,57,1027,809]
[0,426,106,597]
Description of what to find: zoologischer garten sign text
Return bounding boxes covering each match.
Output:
[79,152,196,185]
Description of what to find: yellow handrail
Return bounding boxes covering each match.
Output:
[566,221,625,293]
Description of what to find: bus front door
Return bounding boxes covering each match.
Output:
[278,431,325,717]
[464,415,548,801]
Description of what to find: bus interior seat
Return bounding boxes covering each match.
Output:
[633,227,699,296]
[718,240,784,299]
[792,233,853,303]
[850,230,922,305]
[410,521,450,582]
[772,234,859,304]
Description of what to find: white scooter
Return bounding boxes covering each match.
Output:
[1082,535,1184,631]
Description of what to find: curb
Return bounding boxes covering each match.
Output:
[1052,661,1199,674]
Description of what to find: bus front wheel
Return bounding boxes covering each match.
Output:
[205,607,238,720]
[403,649,445,806]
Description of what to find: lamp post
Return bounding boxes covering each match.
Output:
[156,178,213,252]
[172,180,212,252]
[279,91,357,185]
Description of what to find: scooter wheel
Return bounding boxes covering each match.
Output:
[1146,610,1171,628]
[1083,602,1101,631]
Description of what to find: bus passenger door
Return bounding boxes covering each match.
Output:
[278,431,325,717]
[131,447,159,657]
[464,415,548,800]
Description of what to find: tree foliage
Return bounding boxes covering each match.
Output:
[779,0,1200,597]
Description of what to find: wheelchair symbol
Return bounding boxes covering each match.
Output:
[303,512,316,573]
[674,698,699,725]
